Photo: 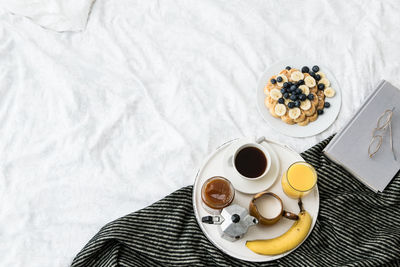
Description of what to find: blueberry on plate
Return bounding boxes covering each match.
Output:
[301,66,309,73]
[317,109,324,115]
[295,100,301,107]
[324,102,331,108]
[296,88,302,94]
[283,93,290,99]
[278,97,285,104]
[283,82,289,88]
[290,85,297,92]
[309,71,316,78]
[281,88,287,94]
[286,66,291,70]
[299,94,307,101]
[270,78,276,84]
[315,74,321,81]
[276,76,283,82]
[318,84,325,90]
[297,80,304,85]
[307,94,314,100]
[312,65,320,72]
[288,102,295,109]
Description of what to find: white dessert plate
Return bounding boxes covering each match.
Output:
[256,58,341,137]
[193,137,319,262]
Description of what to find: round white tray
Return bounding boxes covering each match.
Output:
[193,137,319,262]
[256,58,342,137]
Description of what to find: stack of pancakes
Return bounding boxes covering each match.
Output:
[264,69,325,126]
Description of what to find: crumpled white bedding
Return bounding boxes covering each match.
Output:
[1,0,400,266]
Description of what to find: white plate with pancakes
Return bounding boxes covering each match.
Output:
[256,58,341,137]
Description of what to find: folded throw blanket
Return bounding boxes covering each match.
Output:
[71,137,400,266]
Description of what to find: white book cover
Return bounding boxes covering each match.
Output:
[324,80,400,192]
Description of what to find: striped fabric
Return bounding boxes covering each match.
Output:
[71,137,400,266]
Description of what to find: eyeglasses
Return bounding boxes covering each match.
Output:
[368,108,396,160]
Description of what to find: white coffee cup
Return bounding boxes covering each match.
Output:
[228,136,271,180]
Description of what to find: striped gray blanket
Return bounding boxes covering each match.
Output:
[71,137,400,266]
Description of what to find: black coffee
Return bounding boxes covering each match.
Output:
[234,147,267,178]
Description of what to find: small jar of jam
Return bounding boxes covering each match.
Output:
[201,176,235,214]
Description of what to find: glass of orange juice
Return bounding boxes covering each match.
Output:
[281,162,317,199]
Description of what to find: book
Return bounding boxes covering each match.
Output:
[323,80,400,192]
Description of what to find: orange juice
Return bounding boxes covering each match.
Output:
[281,162,317,199]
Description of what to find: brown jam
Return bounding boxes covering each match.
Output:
[201,176,234,209]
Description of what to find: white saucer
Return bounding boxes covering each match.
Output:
[222,138,280,194]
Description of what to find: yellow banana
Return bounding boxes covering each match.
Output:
[246,210,312,255]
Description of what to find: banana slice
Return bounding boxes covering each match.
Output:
[304,104,316,116]
[269,89,282,100]
[298,85,310,95]
[276,74,288,87]
[274,104,287,117]
[304,76,316,88]
[290,71,304,82]
[269,103,280,118]
[288,107,301,120]
[316,71,326,78]
[319,78,330,87]
[300,99,311,111]
[324,87,336,98]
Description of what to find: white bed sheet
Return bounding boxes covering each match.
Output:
[1,0,400,266]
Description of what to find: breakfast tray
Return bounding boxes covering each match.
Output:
[192,137,319,262]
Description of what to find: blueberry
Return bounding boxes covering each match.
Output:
[295,100,301,107]
[281,88,287,94]
[301,66,310,73]
[296,88,302,94]
[288,102,295,109]
[318,84,325,90]
[324,102,331,108]
[278,98,285,104]
[317,109,324,115]
[307,94,314,100]
[299,94,307,101]
[312,65,320,72]
[283,93,290,99]
[290,94,298,101]
[287,82,293,86]
[270,78,276,84]
[290,85,297,92]
[297,80,304,85]
[276,76,283,82]
[309,71,316,78]
[286,66,291,70]
[315,74,321,81]
[283,82,289,88]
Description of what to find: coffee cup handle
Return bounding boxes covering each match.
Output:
[282,210,299,220]
[256,136,265,144]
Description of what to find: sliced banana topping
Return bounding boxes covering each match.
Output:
[288,107,301,120]
[274,104,287,117]
[324,87,336,98]
[269,89,282,100]
[300,99,312,111]
[319,78,330,87]
[304,76,316,88]
[276,75,288,87]
[298,85,310,95]
[290,71,304,82]
[316,71,326,78]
